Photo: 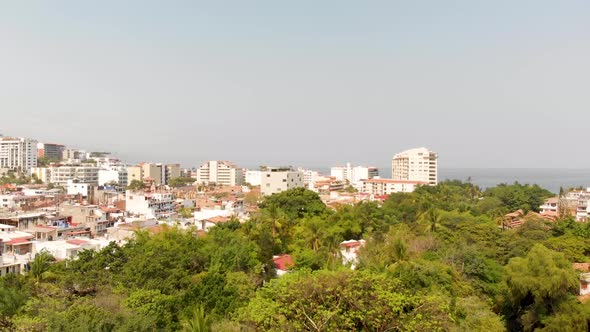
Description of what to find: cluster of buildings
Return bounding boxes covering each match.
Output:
[1,132,445,277]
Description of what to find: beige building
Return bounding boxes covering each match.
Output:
[127,166,142,185]
[261,167,304,196]
[196,161,243,186]
[392,147,438,186]
[126,163,180,186]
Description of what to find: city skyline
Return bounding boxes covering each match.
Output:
[2,1,590,168]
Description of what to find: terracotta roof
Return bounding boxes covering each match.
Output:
[340,240,366,248]
[573,263,590,272]
[5,237,33,245]
[66,239,89,245]
[100,206,120,213]
[206,216,230,224]
[273,254,294,271]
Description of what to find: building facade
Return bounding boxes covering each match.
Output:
[30,165,99,185]
[261,167,304,196]
[392,147,438,185]
[196,161,244,186]
[0,137,37,173]
[245,170,262,186]
[125,191,175,219]
[361,179,427,195]
[37,143,65,161]
[331,163,379,190]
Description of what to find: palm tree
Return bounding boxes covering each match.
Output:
[492,208,509,231]
[181,305,211,332]
[419,208,443,233]
[30,251,54,282]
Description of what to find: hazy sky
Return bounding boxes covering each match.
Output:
[1,1,589,169]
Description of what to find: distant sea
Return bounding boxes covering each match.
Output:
[309,167,590,194]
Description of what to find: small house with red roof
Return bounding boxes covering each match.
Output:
[340,239,366,269]
[273,254,294,276]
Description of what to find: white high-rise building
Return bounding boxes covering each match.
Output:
[331,163,379,190]
[196,161,243,186]
[0,137,37,173]
[392,147,438,185]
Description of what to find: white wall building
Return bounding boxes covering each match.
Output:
[125,191,175,219]
[31,165,99,185]
[245,170,262,186]
[0,137,37,173]
[196,161,244,186]
[361,179,427,195]
[340,240,366,270]
[66,180,93,197]
[331,163,379,190]
[98,168,128,186]
[261,167,304,196]
[392,147,438,185]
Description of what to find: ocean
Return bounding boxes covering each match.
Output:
[438,168,590,194]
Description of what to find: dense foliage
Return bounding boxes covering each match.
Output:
[3,181,589,331]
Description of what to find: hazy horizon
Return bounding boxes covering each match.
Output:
[2,1,589,168]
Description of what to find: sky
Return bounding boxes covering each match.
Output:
[1,1,589,169]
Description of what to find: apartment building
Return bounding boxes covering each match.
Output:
[0,137,37,173]
[361,179,427,195]
[331,163,379,190]
[126,191,175,219]
[392,147,438,185]
[245,170,262,186]
[126,166,142,185]
[261,167,304,196]
[30,165,99,185]
[124,163,179,186]
[62,149,88,161]
[196,161,244,186]
[37,143,65,161]
[98,167,128,186]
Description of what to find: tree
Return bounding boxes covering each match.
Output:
[181,305,211,332]
[259,188,328,221]
[127,179,145,191]
[418,208,444,233]
[30,251,54,282]
[169,177,195,188]
[502,244,586,331]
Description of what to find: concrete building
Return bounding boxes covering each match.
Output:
[30,165,99,185]
[126,166,142,185]
[340,240,366,270]
[297,168,322,188]
[98,168,128,186]
[392,147,438,185]
[66,180,94,198]
[125,163,180,186]
[196,161,244,186]
[37,143,65,161]
[361,179,427,195]
[165,164,180,184]
[125,191,175,219]
[331,163,379,190]
[261,167,304,196]
[0,137,37,173]
[245,170,262,186]
[62,149,88,161]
